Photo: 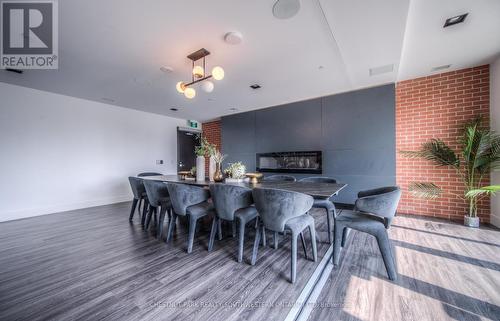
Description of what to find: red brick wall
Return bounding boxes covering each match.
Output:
[396,65,490,222]
[202,120,221,172]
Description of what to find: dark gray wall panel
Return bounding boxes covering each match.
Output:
[221,84,396,204]
[221,111,256,155]
[322,85,395,150]
[255,99,322,153]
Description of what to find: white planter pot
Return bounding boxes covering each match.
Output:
[208,156,216,182]
[464,215,479,228]
[196,156,205,182]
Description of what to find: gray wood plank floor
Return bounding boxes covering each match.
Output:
[0,202,331,321]
[307,215,500,321]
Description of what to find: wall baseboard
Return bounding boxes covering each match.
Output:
[0,195,132,223]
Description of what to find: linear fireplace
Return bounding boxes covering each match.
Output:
[256,151,322,174]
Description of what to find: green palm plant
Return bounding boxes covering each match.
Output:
[400,119,500,218]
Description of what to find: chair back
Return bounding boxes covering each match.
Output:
[264,175,296,182]
[166,183,210,216]
[138,172,162,177]
[128,177,145,199]
[143,180,170,207]
[252,188,313,232]
[299,177,337,184]
[209,184,253,221]
[354,186,401,227]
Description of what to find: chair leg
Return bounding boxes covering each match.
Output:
[237,218,245,263]
[333,221,345,266]
[187,215,198,254]
[141,200,149,226]
[208,216,218,252]
[157,206,168,240]
[325,207,332,243]
[129,199,138,221]
[261,225,267,247]
[251,219,261,265]
[145,206,155,230]
[375,230,397,281]
[232,221,237,238]
[300,232,308,260]
[291,232,298,283]
[273,231,278,249]
[166,213,177,243]
[341,227,349,247]
[309,223,318,262]
[218,218,223,241]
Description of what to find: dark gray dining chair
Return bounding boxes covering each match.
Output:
[128,177,149,224]
[208,184,258,262]
[299,177,338,243]
[333,186,401,281]
[138,172,163,177]
[143,180,172,240]
[263,175,296,182]
[166,183,214,253]
[251,188,317,283]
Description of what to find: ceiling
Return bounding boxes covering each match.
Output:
[1,0,499,122]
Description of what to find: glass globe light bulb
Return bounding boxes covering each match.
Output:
[176,81,186,93]
[212,66,224,80]
[201,81,214,93]
[192,65,204,78]
[184,87,196,99]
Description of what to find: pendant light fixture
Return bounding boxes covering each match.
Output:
[176,48,224,99]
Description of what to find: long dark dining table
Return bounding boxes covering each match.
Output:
[140,175,347,199]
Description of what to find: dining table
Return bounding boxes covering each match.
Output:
[139,175,347,199]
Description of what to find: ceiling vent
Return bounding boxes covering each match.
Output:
[250,84,261,89]
[431,64,451,72]
[369,64,394,76]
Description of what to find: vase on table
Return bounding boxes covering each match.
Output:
[214,162,224,182]
[209,156,216,182]
[196,156,205,182]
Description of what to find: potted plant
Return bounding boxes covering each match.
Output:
[206,141,217,181]
[224,162,246,183]
[400,118,500,227]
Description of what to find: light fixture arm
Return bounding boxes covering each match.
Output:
[185,74,213,87]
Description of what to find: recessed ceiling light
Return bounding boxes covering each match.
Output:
[431,64,452,72]
[369,64,394,76]
[224,31,243,45]
[318,66,325,70]
[170,108,178,111]
[444,13,468,28]
[250,84,261,90]
[229,108,238,111]
[160,66,174,73]
[101,98,115,103]
[5,68,23,74]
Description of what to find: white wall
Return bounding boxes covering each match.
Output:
[491,59,500,227]
[0,83,185,222]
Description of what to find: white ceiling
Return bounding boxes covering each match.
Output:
[1,0,499,122]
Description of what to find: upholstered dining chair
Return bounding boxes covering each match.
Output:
[299,177,338,243]
[251,187,317,283]
[138,172,163,177]
[128,177,149,224]
[143,180,172,240]
[208,184,258,262]
[263,175,296,182]
[333,186,401,281]
[166,183,214,253]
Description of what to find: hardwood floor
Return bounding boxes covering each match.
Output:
[2,204,499,321]
[0,202,331,321]
[308,215,500,321]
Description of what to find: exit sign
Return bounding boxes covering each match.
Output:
[188,120,200,129]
